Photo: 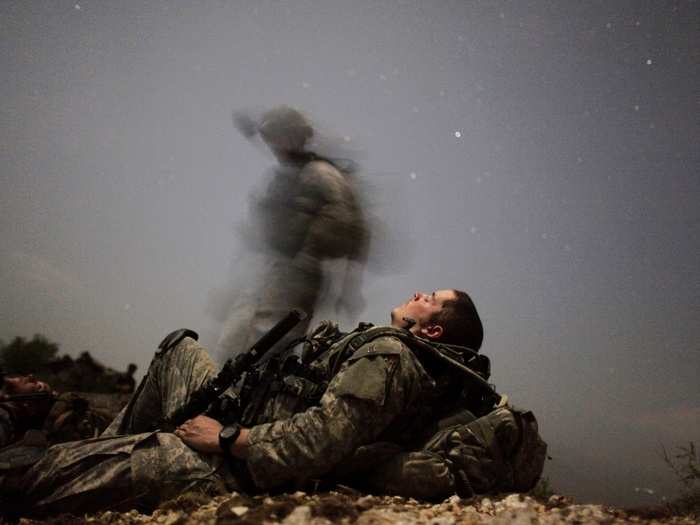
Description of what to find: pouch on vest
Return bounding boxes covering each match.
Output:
[332,338,403,405]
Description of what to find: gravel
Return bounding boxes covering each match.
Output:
[10,491,697,525]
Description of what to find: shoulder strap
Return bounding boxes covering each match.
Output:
[340,326,502,408]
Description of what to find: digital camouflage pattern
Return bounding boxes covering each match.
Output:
[244,331,436,489]
[11,331,433,514]
[1,392,109,451]
[15,337,233,515]
[1,393,114,511]
[0,405,16,449]
[9,327,546,516]
[42,392,113,443]
[0,397,54,450]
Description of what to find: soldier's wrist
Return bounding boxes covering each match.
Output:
[218,423,241,461]
[219,425,251,459]
[231,427,250,459]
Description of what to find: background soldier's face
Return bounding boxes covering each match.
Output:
[3,374,51,395]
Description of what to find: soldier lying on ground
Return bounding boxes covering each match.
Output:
[0,374,54,449]
[3,288,546,517]
[0,373,114,449]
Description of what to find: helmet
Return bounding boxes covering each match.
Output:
[258,105,313,153]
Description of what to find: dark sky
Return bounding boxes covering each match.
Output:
[1,0,698,507]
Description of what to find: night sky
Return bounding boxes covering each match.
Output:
[1,1,698,507]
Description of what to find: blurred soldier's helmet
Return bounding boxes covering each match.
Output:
[258,106,313,153]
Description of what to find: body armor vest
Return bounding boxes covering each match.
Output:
[237,323,500,429]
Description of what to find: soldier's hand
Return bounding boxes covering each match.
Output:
[173,415,223,454]
[232,111,257,138]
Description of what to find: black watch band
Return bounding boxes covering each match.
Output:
[218,423,242,461]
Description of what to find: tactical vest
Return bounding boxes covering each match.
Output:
[235,322,547,497]
[236,323,501,429]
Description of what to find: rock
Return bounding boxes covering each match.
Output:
[281,505,311,524]
[446,495,461,506]
[479,497,494,513]
[548,494,573,507]
[230,506,248,516]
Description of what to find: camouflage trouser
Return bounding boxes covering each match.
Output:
[18,337,241,515]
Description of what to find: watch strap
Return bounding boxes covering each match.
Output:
[218,423,241,462]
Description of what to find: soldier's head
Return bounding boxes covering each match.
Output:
[1,374,52,396]
[258,105,314,159]
[391,289,483,350]
[1,374,55,427]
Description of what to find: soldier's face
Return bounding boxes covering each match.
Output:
[391,289,456,338]
[3,374,51,395]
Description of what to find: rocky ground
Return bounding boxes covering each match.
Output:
[8,491,698,525]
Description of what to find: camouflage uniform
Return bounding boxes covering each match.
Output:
[13,327,546,514]
[243,329,434,489]
[0,405,18,449]
[0,393,117,451]
[1,392,112,509]
[16,337,229,514]
[0,399,52,450]
[15,329,429,514]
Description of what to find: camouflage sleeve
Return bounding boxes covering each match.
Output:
[298,160,348,205]
[245,336,433,489]
[0,405,17,448]
[298,161,367,260]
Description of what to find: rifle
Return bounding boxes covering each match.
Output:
[161,308,306,431]
[0,367,56,404]
[0,392,55,403]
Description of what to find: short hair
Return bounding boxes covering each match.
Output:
[431,290,484,350]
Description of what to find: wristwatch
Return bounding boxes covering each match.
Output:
[218,423,242,461]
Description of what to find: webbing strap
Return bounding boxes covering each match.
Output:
[343,326,501,404]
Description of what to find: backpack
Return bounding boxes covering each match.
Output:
[422,405,548,496]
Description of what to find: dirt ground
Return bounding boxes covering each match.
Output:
[6,491,698,525]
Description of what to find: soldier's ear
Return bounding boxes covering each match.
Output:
[420,324,444,340]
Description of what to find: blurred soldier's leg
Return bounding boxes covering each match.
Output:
[104,337,217,435]
[247,254,319,354]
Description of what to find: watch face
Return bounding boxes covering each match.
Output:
[221,427,236,440]
[220,424,241,442]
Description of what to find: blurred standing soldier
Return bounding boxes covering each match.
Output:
[217,106,369,359]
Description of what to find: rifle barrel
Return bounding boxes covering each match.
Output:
[1,392,54,402]
[163,308,306,429]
